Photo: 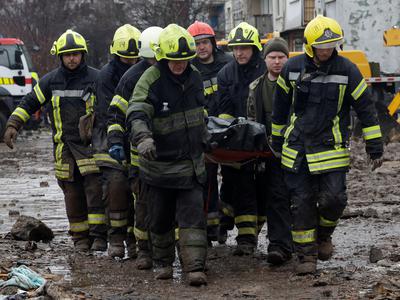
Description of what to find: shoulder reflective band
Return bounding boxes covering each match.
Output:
[110,95,128,114]
[311,74,348,84]
[218,113,234,119]
[362,125,382,140]
[351,79,368,100]
[277,75,290,94]
[52,90,84,98]
[288,72,300,81]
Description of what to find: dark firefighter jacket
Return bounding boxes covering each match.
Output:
[217,52,266,118]
[126,61,208,189]
[191,49,232,116]
[106,59,152,177]
[7,62,100,180]
[93,57,131,169]
[247,71,276,136]
[271,52,383,174]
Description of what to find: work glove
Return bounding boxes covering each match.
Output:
[4,126,18,149]
[368,154,383,171]
[137,137,157,160]
[109,144,125,162]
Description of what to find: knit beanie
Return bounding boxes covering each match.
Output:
[263,37,289,58]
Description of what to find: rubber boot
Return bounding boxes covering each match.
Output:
[108,234,125,258]
[91,237,107,251]
[294,242,317,275]
[188,271,207,286]
[178,228,207,272]
[318,238,333,261]
[126,233,137,259]
[155,265,173,280]
[233,242,255,256]
[137,239,152,270]
[267,249,291,265]
[74,238,90,253]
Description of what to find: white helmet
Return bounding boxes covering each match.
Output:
[139,26,163,58]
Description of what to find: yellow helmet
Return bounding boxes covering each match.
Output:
[227,22,262,51]
[151,24,196,61]
[110,24,141,58]
[51,29,88,56]
[303,15,343,57]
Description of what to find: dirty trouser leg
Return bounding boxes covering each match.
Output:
[255,168,268,236]
[134,179,152,264]
[176,183,207,273]
[219,165,235,239]
[230,164,257,247]
[102,167,129,236]
[147,184,176,267]
[58,178,89,242]
[84,173,107,240]
[204,162,219,243]
[317,171,347,240]
[284,162,318,265]
[264,157,293,257]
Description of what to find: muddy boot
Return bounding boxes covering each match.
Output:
[74,238,90,253]
[179,228,207,275]
[91,237,107,251]
[154,265,173,280]
[233,243,255,256]
[137,240,152,270]
[188,271,207,286]
[318,238,333,261]
[108,234,125,258]
[295,256,317,275]
[218,226,227,244]
[126,233,137,259]
[267,249,291,266]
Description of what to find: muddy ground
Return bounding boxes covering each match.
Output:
[0,129,399,299]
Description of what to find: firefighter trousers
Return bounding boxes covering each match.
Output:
[101,167,130,236]
[256,157,293,256]
[220,164,258,246]
[58,169,106,241]
[203,162,219,241]
[284,160,347,257]
[145,182,207,272]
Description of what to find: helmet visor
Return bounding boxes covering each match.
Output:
[313,39,342,49]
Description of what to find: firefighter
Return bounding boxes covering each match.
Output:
[271,15,384,275]
[107,26,163,268]
[187,21,232,245]
[126,24,208,286]
[246,37,293,265]
[3,30,107,252]
[217,22,266,255]
[93,24,141,258]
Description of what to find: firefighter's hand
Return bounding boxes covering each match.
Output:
[137,137,157,160]
[4,127,18,149]
[109,144,125,162]
[369,155,383,171]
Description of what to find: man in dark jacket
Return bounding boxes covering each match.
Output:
[4,30,106,252]
[126,24,208,286]
[187,21,232,245]
[93,24,141,258]
[247,37,293,265]
[107,26,163,268]
[217,22,266,255]
[271,15,383,275]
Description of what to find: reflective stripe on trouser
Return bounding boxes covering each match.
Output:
[145,182,206,267]
[58,172,105,239]
[223,165,258,245]
[285,161,347,249]
[102,168,129,235]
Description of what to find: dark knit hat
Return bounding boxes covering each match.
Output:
[263,37,289,58]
